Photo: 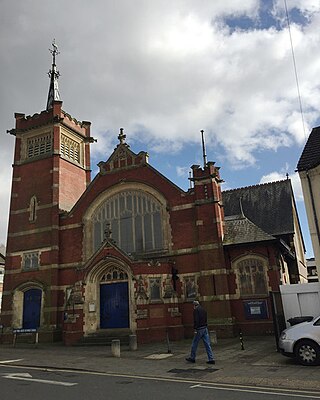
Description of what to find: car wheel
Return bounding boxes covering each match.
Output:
[294,340,320,366]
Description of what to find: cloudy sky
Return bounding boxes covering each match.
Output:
[1,0,319,257]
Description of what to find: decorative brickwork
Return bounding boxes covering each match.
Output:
[2,97,306,345]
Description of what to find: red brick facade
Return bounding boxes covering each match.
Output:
[1,100,295,345]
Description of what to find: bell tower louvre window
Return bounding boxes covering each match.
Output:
[60,134,81,164]
[93,190,164,255]
[27,133,53,159]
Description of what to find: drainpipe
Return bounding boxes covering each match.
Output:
[306,170,320,246]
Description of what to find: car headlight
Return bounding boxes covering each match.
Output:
[280,331,287,340]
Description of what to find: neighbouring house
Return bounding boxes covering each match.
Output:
[1,44,307,345]
[307,258,319,283]
[297,126,320,278]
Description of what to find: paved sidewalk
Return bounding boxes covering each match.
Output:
[1,335,320,390]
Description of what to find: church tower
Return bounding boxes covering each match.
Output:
[189,131,232,332]
[2,41,94,338]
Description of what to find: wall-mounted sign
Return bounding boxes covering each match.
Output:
[243,300,268,320]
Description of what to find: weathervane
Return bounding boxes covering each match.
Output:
[49,39,60,66]
[46,39,61,110]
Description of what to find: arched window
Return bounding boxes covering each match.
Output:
[93,191,164,255]
[235,257,268,297]
[29,195,38,223]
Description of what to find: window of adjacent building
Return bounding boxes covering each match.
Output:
[60,134,80,164]
[27,134,52,159]
[149,278,161,301]
[93,191,164,255]
[236,258,268,296]
[23,252,39,270]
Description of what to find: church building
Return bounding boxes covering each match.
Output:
[1,43,307,345]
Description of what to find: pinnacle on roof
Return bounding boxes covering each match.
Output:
[46,39,61,110]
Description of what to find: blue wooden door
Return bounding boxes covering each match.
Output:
[100,282,129,329]
[23,288,42,329]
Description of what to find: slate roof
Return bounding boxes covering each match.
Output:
[223,215,276,246]
[297,126,320,171]
[222,179,294,237]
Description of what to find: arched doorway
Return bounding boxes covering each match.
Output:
[99,267,129,329]
[22,288,42,329]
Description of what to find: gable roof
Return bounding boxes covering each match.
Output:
[223,215,276,246]
[222,179,294,237]
[297,126,320,171]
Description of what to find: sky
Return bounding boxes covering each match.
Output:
[1,0,319,258]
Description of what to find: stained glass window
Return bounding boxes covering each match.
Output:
[93,191,164,255]
[236,258,268,296]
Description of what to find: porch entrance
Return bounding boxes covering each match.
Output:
[100,282,129,329]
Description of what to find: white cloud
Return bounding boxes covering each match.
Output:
[259,170,304,201]
[176,166,190,179]
[0,0,319,245]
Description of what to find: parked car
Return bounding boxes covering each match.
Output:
[279,316,320,366]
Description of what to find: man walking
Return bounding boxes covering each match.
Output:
[186,300,215,364]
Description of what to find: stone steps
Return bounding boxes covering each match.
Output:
[74,329,132,346]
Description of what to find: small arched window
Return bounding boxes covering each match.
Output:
[29,195,38,223]
[93,190,164,255]
[235,257,268,296]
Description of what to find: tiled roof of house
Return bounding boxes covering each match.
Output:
[223,215,276,246]
[297,126,320,171]
[222,179,294,237]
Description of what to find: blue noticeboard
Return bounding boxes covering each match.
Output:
[243,300,268,320]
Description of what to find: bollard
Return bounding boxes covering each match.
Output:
[239,331,244,350]
[166,329,172,354]
[210,330,217,345]
[129,334,137,351]
[111,339,121,357]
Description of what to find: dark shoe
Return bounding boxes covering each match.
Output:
[207,360,215,365]
[186,357,195,363]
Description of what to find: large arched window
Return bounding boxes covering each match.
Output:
[235,257,268,297]
[93,191,164,255]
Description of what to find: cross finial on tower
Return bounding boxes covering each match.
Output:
[49,39,60,65]
[46,39,61,110]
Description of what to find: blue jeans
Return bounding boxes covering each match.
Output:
[190,327,214,361]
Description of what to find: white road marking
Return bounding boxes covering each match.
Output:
[145,354,173,359]
[0,359,24,364]
[0,363,319,398]
[191,383,320,399]
[3,372,77,386]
